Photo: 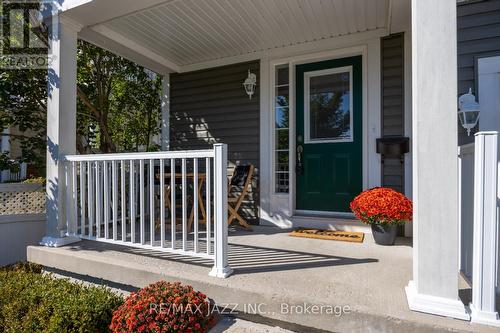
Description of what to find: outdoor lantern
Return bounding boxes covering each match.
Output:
[458,88,480,136]
[243,69,257,99]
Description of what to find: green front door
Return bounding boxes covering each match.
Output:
[296,56,362,212]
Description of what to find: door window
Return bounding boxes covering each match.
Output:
[304,66,353,143]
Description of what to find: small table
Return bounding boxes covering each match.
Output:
[156,173,207,231]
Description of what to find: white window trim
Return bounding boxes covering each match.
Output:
[303,66,354,144]
[271,62,291,195]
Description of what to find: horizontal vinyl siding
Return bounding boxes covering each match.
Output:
[170,60,260,222]
[381,33,405,194]
[457,0,500,144]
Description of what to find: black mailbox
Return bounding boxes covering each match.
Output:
[376,137,410,163]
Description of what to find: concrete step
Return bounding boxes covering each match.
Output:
[26,228,497,333]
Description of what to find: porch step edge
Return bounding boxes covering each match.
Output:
[27,244,481,333]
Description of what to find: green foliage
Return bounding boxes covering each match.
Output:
[0,266,123,333]
[23,176,46,185]
[1,27,162,170]
[109,67,161,152]
[0,152,16,172]
[0,261,43,274]
[77,40,162,153]
[0,68,47,168]
[0,1,48,170]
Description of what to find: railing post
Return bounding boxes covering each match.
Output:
[209,143,233,278]
[470,131,500,327]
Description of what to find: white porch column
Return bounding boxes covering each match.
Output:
[470,131,499,326]
[40,16,82,247]
[405,0,469,320]
[161,74,170,151]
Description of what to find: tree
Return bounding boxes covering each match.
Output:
[1,31,162,176]
[76,40,161,153]
[0,1,49,174]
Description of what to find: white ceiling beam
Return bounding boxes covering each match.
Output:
[90,25,181,73]
[78,27,175,74]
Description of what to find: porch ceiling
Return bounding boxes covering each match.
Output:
[62,0,395,73]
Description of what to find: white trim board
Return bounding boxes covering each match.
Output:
[405,281,470,321]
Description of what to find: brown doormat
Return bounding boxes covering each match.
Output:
[289,228,364,243]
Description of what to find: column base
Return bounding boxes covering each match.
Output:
[470,303,500,327]
[209,266,233,278]
[405,281,470,320]
[40,235,81,247]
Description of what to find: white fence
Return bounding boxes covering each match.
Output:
[0,183,45,266]
[0,162,27,183]
[63,144,232,278]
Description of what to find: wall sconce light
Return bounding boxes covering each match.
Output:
[458,88,480,136]
[243,69,257,99]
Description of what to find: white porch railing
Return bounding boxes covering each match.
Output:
[63,144,233,278]
[468,132,500,326]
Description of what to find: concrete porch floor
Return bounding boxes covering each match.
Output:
[28,226,497,333]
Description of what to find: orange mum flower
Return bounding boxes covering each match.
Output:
[350,187,413,225]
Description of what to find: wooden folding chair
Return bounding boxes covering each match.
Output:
[228,164,254,230]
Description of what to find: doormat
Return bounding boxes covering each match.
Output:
[289,228,364,243]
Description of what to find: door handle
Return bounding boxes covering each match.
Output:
[296,144,304,175]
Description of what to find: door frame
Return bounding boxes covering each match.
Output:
[265,42,382,219]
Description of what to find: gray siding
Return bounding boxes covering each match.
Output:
[170,60,260,222]
[458,0,500,144]
[381,33,405,194]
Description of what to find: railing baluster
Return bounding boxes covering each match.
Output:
[64,163,72,236]
[149,159,155,246]
[130,160,136,244]
[206,157,211,255]
[140,159,145,245]
[121,160,126,242]
[103,161,109,239]
[87,161,94,237]
[95,162,102,238]
[182,158,187,251]
[171,158,176,250]
[112,161,118,240]
[160,159,165,248]
[193,158,199,252]
[79,161,85,236]
[71,161,78,235]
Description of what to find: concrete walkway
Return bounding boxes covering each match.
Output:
[28,226,498,333]
[211,317,295,333]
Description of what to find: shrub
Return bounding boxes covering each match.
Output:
[23,177,46,185]
[350,187,413,225]
[0,266,123,333]
[1,261,42,273]
[110,281,216,333]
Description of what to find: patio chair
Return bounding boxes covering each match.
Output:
[228,164,254,231]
